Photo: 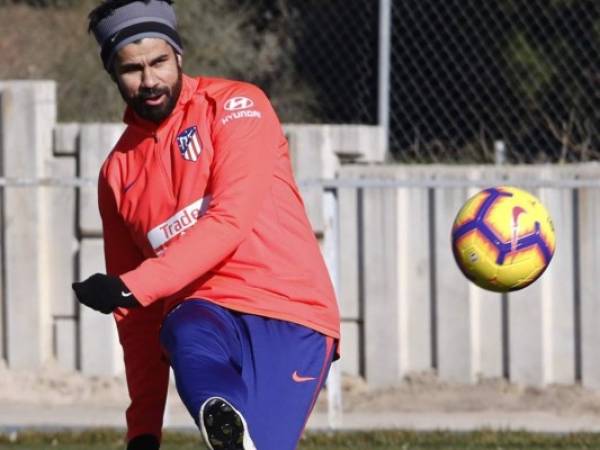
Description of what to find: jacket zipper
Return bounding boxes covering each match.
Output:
[153,129,178,205]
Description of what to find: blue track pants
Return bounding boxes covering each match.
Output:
[159,299,335,450]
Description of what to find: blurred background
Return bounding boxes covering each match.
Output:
[3,0,600,162]
[3,0,600,446]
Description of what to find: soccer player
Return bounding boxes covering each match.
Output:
[71,1,341,449]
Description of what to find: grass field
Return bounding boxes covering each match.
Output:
[2,430,600,449]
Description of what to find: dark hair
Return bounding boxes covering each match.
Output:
[87,0,174,33]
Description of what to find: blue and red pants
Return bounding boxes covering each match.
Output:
[159,299,335,450]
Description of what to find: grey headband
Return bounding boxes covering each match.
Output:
[92,0,183,71]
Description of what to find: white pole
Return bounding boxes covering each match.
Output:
[162,369,175,428]
[378,0,393,158]
[494,140,506,165]
[322,189,343,429]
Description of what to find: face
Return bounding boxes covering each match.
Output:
[113,38,182,124]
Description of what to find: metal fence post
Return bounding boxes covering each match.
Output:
[378,0,392,159]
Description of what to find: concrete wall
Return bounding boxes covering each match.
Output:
[0,81,56,370]
[338,164,600,388]
[1,81,599,392]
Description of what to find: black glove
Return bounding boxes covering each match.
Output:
[72,273,139,314]
[127,434,160,450]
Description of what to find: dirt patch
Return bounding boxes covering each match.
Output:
[0,360,128,407]
[315,372,600,417]
[3,362,600,418]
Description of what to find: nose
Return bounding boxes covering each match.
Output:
[141,66,158,89]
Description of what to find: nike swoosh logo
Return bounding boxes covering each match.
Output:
[511,206,526,251]
[292,371,317,383]
[121,291,133,297]
[512,206,525,225]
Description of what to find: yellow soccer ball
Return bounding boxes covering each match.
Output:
[451,186,556,292]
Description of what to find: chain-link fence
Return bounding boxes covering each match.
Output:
[250,1,379,125]
[3,1,600,163]
[263,0,600,164]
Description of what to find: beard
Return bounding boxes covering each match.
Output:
[120,66,183,124]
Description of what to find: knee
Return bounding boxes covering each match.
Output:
[161,302,237,358]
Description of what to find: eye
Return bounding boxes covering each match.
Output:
[119,65,142,75]
[152,57,168,67]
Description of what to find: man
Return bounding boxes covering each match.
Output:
[71,1,340,449]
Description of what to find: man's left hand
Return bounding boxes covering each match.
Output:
[72,273,140,314]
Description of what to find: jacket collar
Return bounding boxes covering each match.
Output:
[123,74,199,135]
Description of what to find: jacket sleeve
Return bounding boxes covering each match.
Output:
[98,167,145,277]
[120,85,281,305]
[98,167,170,441]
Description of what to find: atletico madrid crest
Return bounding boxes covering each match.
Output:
[176,126,202,162]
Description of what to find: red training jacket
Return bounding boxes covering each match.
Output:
[98,74,340,440]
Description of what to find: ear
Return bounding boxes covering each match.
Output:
[176,53,182,68]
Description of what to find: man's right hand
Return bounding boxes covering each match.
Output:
[127,434,159,450]
[72,273,139,314]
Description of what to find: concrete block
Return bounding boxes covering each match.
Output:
[396,180,432,374]
[2,186,54,369]
[0,81,56,175]
[321,190,340,304]
[45,157,77,317]
[435,177,478,383]
[579,182,600,388]
[349,166,435,385]
[340,321,360,377]
[507,276,546,385]
[54,318,77,371]
[538,181,575,384]
[0,81,56,369]
[53,123,80,156]
[328,125,386,163]
[362,186,402,386]
[504,170,575,386]
[337,187,360,320]
[472,286,503,379]
[79,238,124,376]
[78,123,125,236]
